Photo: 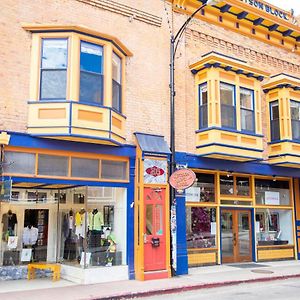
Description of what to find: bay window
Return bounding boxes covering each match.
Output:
[290,100,300,140]
[240,88,254,133]
[40,39,68,100]
[220,83,236,129]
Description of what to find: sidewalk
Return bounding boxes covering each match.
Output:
[1,260,300,300]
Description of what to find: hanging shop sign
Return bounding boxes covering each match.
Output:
[240,0,289,21]
[265,191,280,205]
[169,169,196,190]
[144,159,167,184]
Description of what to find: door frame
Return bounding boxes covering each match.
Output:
[220,207,255,264]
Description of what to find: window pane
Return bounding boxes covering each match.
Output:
[112,80,121,112]
[236,177,250,196]
[101,160,127,180]
[186,173,215,202]
[256,209,293,245]
[241,108,254,132]
[4,152,35,174]
[220,175,234,195]
[40,70,67,100]
[240,88,253,109]
[199,104,208,129]
[112,52,121,83]
[255,179,290,205]
[199,84,208,105]
[42,39,68,69]
[220,83,234,105]
[71,157,99,178]
[80,42,103,73]
[80,71,103,104]
[38,154,68,176]
[291,101,300,140]
[146,205,153,235]
[270,101,280,141]
[221,104,235,128]
[186,207,216,249]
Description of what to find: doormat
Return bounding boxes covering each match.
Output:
[228,263,269,269]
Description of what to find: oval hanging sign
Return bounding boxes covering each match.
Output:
[169,169,196,190]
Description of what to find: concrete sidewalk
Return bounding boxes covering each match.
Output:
[1,260,300,300]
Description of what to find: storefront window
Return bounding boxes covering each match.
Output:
[220,175,250,197]
[186,207,216,249]
[186,173,215,202]
[256,209,293,245]
[255,179,290,205]
[0,186,126,270]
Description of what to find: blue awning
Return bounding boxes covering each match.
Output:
[134,133,171,155]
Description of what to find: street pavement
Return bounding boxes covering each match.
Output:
[136,277,300,300]
[1,260,300,299]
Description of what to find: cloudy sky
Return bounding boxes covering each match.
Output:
[267,0,299,15]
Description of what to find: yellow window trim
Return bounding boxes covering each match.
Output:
[21,23,132,56]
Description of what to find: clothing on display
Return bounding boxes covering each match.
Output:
[88,209,104,231]
[23,226,38,246]
[1,210,18,241]
[75,209,86,238]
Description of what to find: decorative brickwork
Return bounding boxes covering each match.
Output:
[76,0,162,27]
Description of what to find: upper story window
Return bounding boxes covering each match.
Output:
[290,100,300,140]
[80,41,104,104]
[240,88,254,133]
[40,39,68,100]
[220,83,236,129]
[112,52,122,112]
[270,101,280,141]
[199,83,208,129]
[26,26,132,115]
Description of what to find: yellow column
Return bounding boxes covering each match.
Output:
[207,69,220,127]
[104,43,113,107]
[69,33,80,101]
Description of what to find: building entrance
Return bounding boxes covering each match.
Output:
[221,209,252,263]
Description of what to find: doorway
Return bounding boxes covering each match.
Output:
[144,188,166,272]
[221,209,252,263]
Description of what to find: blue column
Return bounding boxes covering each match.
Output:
[127,156,135,279]
[176,195,188,275]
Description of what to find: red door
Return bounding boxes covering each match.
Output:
[144,188,166,271]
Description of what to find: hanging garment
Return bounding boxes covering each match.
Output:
[23,226,38,245]
[88,211,104,231]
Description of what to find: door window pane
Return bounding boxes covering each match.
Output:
[199,83,208,129]
[238,212,250,256]
[146,205,153,235]
[221,211,233,257]
[220,83,236,129]
[80,41,103,104]
[38,154,69,176]
[155,205,163,235]
[270,101,280,141]
[40,39,68,100]
[290,100,300,140]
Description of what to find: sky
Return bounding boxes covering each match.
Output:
[266,0,299,15]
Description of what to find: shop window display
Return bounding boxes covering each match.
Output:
[0,186,126,270]
[220,175,250,196]
[255,209,293,245]
[255,179,290,205]
[186,207,216,249]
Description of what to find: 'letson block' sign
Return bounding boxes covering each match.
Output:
[240,0,290,21]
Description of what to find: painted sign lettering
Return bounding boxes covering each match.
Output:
[240,0,289,21]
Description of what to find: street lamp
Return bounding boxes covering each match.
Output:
[169,0,221,275]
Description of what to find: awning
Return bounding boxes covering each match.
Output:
[134,133,171,156]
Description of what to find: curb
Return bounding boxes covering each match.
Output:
[93,273,300,300]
